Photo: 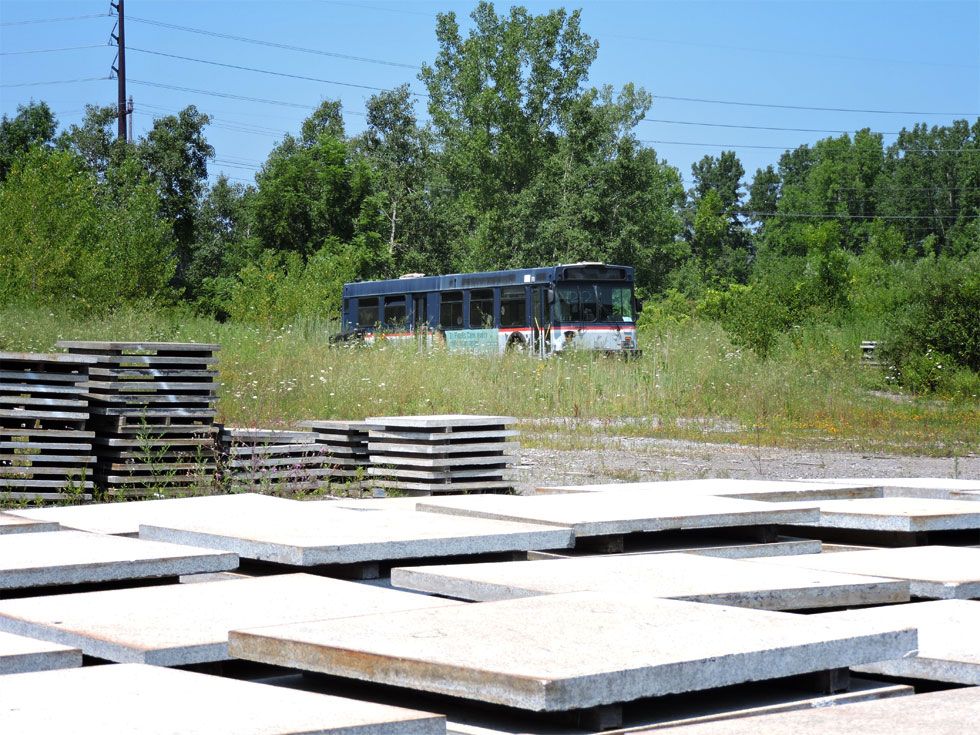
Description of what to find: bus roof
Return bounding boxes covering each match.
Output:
[342,263,634,298]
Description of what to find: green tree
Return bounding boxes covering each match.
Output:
[137,106,214,286]
[57,104,126,178]
[0,101,57,181]
[0,148,174,310]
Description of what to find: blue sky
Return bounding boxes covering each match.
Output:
[2,1,978,189]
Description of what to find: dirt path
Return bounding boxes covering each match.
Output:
[513,435,980,493]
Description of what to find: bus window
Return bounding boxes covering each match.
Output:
[440,291,463,328]
[580,285,597,322]
[383,296,407,327]
[556,285,581,322]
[469,289,494,328]
[357,297,379,327]
[597,284,636,322]
[500,287,527,327]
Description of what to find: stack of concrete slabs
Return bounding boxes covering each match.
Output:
[138,503,573,567]
[229,591,916,718]
[56,341,219,496]
[219,427,346,492]
[0,630,81,675]
[300,419,371,481]
[646,687,980,735]
[0,663,444,734]
[783,497,980,543]
[0,530,237,597]
[7,492,295,537]
[747,545,980,599]
[365,415,518,494]
[817,600,980,685]
[391,552,909,610]
[0,573,460,666]
[535,478,883,503]
[0,351,98,500]
[0,512,59,535]
[414,492,819,540]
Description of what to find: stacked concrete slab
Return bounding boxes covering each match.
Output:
[0,352,97,501]
[301,419,371,485]
[56,341,219,497]
[0,630,81,675]
[365,415,518,495]
[218,427,341,494]
[0,664,445,734]
[229,591,916,726]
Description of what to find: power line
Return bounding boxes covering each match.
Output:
[0,76,110,88]
[640,139,796,151]
[128,15,420,70]
[653,94,979,118]
[128,47,426,97]
[610,32,978,70]
[0,44,108,56]
[0,13,110,27]
[642,118,901,136]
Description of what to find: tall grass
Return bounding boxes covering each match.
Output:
[1,304,976,456]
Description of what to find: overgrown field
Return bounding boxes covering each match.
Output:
[2,304,976,459]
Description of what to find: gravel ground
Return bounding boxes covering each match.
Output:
[512,435,980,494]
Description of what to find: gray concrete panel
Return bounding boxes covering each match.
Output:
[804,497,980,531]
[139,505,573,565]
[0,663,445,734]
[0,630,81,675]
[8,492,295,536]
[415,493,818,537]
[0,573,459,666]
[0,512,59,535]
[390,552,909,609]
[0,530,237,592]
[643,687,980,735]
[229,591,916,712]
[818,600,980,684]
[747,545,980,599]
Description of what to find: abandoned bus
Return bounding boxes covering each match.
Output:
[339,263,639,355]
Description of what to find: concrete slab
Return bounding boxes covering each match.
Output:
[0,629,81,675]
[644,687,980,735]
[535,479,882,503]
[365,414,515,429]
[525,537,822,560]
[747,545,980,599]
[817,600,980,684]
[807,477,980,499]
[139,504,573,565]
[0,530,237,593]
[799,497,980,531]
[0,573,459,666]
[0,512,59,535]
[391,552,908,609]
[0,663,444,734]
[414,493,818,537]
[8,492,295,536]
[229,591,916,713]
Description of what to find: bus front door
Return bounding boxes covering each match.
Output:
[531,286,551,356]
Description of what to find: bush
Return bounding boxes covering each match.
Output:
[880,252,980,391]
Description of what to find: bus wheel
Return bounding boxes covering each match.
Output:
[506,334,527,353]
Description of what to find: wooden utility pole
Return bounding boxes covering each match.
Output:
[111,0,127,141]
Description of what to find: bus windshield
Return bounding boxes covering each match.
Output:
[555,283,635,323]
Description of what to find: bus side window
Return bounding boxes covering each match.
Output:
[500,287,527,327]
[357,297,379,327]
[383,296,407,328]
[469,289,494,328]
[440,291,463,328]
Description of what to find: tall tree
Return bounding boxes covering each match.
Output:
[137,106,213,287]
[57,104,125,178]
[0,101,57,181]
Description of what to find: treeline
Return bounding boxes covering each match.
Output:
[1,3,978,392]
